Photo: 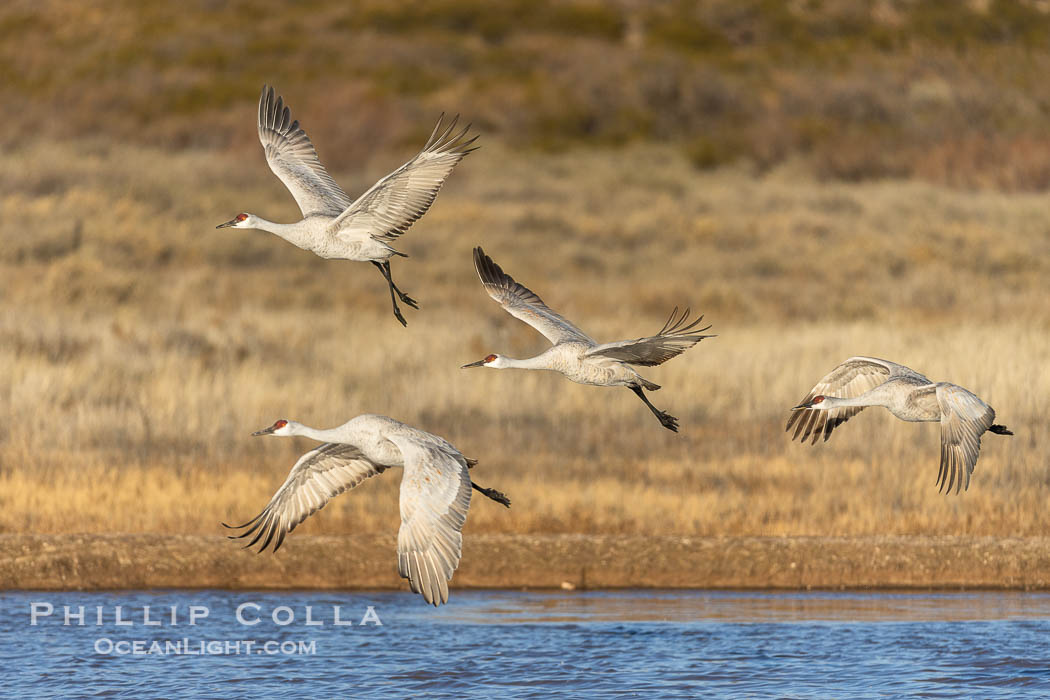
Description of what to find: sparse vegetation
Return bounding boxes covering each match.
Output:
[7,2,1050,186]
[1,139,1048,537]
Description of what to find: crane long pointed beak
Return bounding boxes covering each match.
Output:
[216,218,238,229]
[791,402,812,411]
[251,426,275,436]
[461,360,486,369]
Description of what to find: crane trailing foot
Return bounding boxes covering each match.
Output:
[398,292,419,309]
[989,424,1014,435]
[654,410,680,432]
[471,481,511,507]
[630,385,680,433]
[372,260,417,326]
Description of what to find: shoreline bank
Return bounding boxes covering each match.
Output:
[3,534,1050,591]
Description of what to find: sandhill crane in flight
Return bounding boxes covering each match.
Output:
[787,357,1013,493]
[218,85,478,326]
[224,414,509,606]
[462,247,714,432]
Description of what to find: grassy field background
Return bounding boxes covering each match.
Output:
[1,1,1048,540]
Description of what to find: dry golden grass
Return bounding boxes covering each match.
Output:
[2,138,1047,537]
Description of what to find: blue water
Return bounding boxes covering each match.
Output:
[4,589,1050,697]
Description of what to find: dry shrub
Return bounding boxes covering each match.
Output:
[7,1,1050,186]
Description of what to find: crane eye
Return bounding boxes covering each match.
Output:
[274,420,287,429]
[236,213,248,222]
[812,396,824,404]
[485,354,497,363]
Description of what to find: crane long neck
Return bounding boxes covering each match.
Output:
[293,425,347,443]
[822,394,880,409]
[251,217,315,250]
[499,354,553,371]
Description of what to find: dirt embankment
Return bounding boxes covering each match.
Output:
[3,535,1050,590]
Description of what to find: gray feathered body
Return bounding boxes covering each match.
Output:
[225,412,485,606]
[862,376,941,422]
[263,216,401,261]
[340,414,471,469]
[466,247,713,432]
[470,247,711,391]
[788,356,1006,494]
[234,86,477,264]
[530,342,658,389]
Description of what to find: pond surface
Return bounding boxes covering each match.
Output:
[4,589,1050,697]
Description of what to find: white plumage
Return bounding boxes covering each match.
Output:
[463,247,714,432]
[788,357,1013,493]
[224,414,509,606]
[218,85,477,325]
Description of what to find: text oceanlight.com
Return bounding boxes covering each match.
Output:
[93,638,318,656]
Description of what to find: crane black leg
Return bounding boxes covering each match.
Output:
[383,261,418,309]
[471,481,511,507]
[372,260,410,326]
[630,386,679,432]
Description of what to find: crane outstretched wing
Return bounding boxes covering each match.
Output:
[585,307,714,366]
[223,443,386,553]
[329,114,477,243]
[787,356,929,444]
[257,85,353,218]
[935,383,995,494]
[473,246,594,346]
[390,434,472,607]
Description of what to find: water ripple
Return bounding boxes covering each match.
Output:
[3,590,1050,697]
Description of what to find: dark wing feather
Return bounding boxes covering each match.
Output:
[585,306,714,366]
[473,246,594,345]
